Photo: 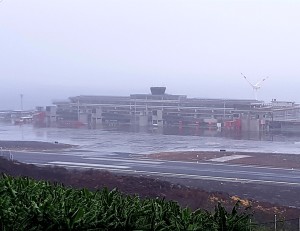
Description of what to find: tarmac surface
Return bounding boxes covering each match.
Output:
[1,123,300,208]
[2,145,300,208]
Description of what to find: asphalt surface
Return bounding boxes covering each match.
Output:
[6,148,300,187]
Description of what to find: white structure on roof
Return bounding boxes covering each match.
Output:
[241,73,269,100]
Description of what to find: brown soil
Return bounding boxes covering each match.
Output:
[147,151,300,212]
[0,140,75,151]
[147,151,300,169]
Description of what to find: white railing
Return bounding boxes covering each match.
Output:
[0,147,13,161]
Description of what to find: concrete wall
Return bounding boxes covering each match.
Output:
[79,113,88,124]
[92,108,103,125]
[241,117,260,132]
[46,106,57,125]
[152,110,163,127]
[139,115,149,126]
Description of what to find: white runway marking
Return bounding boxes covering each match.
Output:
[166,159,300,172]
[49,161,131,169]
[111,170,300,186]
[32,162,300,187]
[209,155,250,162]
[84,157,164,165]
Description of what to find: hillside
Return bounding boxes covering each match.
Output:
[1,156,299,228]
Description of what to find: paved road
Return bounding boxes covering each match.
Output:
[5,148,300,187]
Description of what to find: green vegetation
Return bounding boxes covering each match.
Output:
[0,174,253,231]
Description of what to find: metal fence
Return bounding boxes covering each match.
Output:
[234,215,300,230]
[0,147,13,161]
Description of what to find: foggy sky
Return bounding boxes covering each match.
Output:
[1,0,300,110]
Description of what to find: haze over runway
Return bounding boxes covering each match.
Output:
[1,1,300,109]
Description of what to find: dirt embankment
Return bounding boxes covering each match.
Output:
[147,150,300,169]
[147,151,300,210]
[0,140,75,151]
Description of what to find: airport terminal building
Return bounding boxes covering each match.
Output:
[40,87,274,132]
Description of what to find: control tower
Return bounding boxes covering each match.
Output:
[150,87,166,95]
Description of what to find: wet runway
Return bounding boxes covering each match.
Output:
[2,123,300,154]
[2,123,300,187]
[7,149,300,187]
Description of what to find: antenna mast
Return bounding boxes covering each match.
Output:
[20,94,23,111]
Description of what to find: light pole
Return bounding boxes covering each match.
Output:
[20,94,23,111]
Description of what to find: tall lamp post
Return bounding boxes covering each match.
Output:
[20,94,23,111]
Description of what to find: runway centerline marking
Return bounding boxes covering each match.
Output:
[155,158,300,172]
[30,162,300,187]
[209,155,251,162]
[49,161,131,169]
[84,157,164,165]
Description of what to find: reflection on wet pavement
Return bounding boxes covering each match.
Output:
[1,123,300,155]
